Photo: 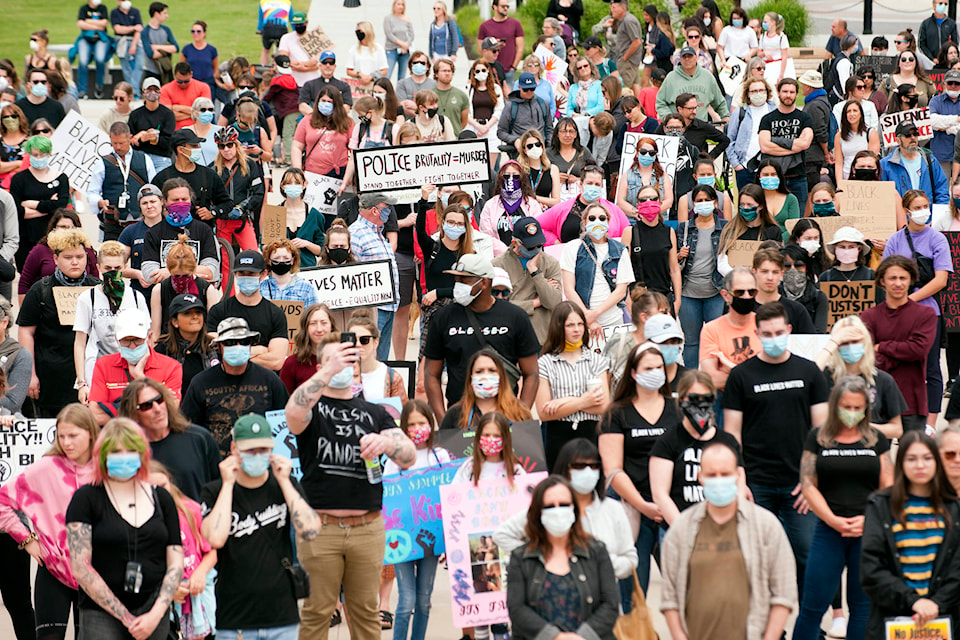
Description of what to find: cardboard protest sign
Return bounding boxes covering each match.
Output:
[0,418,58,486]
[441,472,547,628]
[261,204,286,245]
[345,77,375,99]
[929,71,947,94]
[299,260,397,309]
[820,281,876,331]
[435,421,547,474]
[884,616,951,640]
[353,140,490,193]
[879,108,932,147]
[726,240,762,267]
[940,232,960,331]
[619,132,681,181]
[48,111,112,193]
[785,181,898,241]
[383,460,462,565]
[53,286,94,325]
[269,299,303,352]
[590,323,633,356]
[302,171,342,215]
[297,26,334,58]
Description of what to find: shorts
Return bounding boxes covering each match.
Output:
[396,251,416,307]
[619,59,640,88]
[262,22,287,50]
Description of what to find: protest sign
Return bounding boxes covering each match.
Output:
[619,132,681,180]
[441,472,547,628]
[879,108,932,147]
[885,616,951,640]
[302,171,342,216]
[0,418,58,486]
[820,281,876,331]
[716,54,746,97]
[53,286,94,325]
[345,77,375,99]
[383,459,462,565]
[353,140,490,193]
[941,232,960,331]
[930,70,947,94]
[726,240,762,267]
[297,26,334,58]
[48,111,112,193]
[261,204,286,245]
[268,410,302,480]
[534,44,567,88]
[784,180,898,241]
[299,260,397,309]
[788,334,832,362]
[269,299,303,351]
[435,420,547,474]
[589,323,632,356]
[853,55,896,79]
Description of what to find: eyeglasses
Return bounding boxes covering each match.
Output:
[220,338,256,347]
[664,127,683,133]
[136,395,164,411]
[118,337,146,348]
[320,60,336,66]
[944,450,960,460]
[586,214,608,222]
[525,141,543,150]
[32,128,51,134]
[492,289,511,298]
[569,461,601,470]
[358,335,374,345]
[198,107,214,113]
[731,288,757,297]
[636,149,657,156]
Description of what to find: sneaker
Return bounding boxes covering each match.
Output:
[78,92,88,100]
[94,86,104,99]
[827,616,847,638]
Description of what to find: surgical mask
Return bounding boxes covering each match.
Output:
[121,0,132,9]
[949,90,960,100]
[637,153,655,167]
[185,147,203,163]
[702,476,738,507]
[569,467,600,494]
[295,24,307,35]
[730,295,756,315]
[582,184,603,202]
[317,101,334,116]
[236,276,261,295]
[328,365,354,388]
[479,435,503,456]
[839,342,865,364]
[732,18,744,27]
[518,244,541,259]
[29,40,39,52]
[762,22,770,31]
[659,344,681,365]
[91,0,102,6]
[693,201,714,217]
[328,247,350,264]
[440,192,451,207]
[760,334,789,358]
[813,201,836,216]
[759,176,780,190]
[738,205,758,221]
[586,220,608,240]
[834,247,860,264]
[412,62,428,76]
[2,116,18,132]
[910,208,932,225]
[525,145,543,159]
[271,261,292,275]
[800,239,820,255]
[240,451,271,476]
[472,374,500,398]
[106,452,141,480]
[837,407,865,429]
[475,70,488,82]
[283,185,303,199]
[454,281,479,306]
[541,505,576,536]
[853,167,877,181]
[222,344,251,366]
[443,223,465,240]
[634,367,666,390]
[30,82,47,98]
[29,155,49,170]
[703,17,711,26]
[408,424,432,445]
[749,92,768,106]
[637,200,661,222]
[356,29,366,41]
[166,201,192,226]
[938,2,948,12]
[680,396,715,435]
[696,175,716,187]
[198,111,214,124]
[120,342,148,365]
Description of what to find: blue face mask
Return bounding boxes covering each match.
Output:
[379,206,391,222]
[839,342,865,364]
[283,185,304,200]
[120,342,148,365]
[582,184,604,202]
[328,365,354,388]
[953,197,960,209]
[240,451,271,476]
[696,175,716,187]
[760,334,789,358]
[693,201,715,217]
[732,18,744,27]
[31,82,48,98]
[222,344,251,367]
[659,344,681,365]
[440,192,451,207]
[739,205,758,221]
[443,223,465,240]
[518,244,542,259]
[198,111,215,124]
[412,62,427,76]
[759,176,780,190]
[702,475,738,507]
[637,153,655,167]
[30,155,49,170]
[166,201,192,227]
[106,452,141,481]
[317,101,335,116]
[236,276,261,295]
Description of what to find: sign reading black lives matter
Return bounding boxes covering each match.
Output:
[353,139,491,193]
[0,418,57,486]
[299,260,397,310]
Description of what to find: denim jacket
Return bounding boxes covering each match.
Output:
[725,101,776,168]
[575,238,625,310]
[624,168,664,206]
[677,215,727,290]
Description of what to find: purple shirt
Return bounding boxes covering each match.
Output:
[882,226,954,315]
[478,18,524,72]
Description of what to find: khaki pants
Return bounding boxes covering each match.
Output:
[298,513,386,640]
[282,112,300,164]
[619,59,640,88]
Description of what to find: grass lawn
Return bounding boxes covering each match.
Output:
[0,0,311,67]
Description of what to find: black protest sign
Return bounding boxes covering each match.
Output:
[853,55,896,79]
[353,139,490,193]
[940,232,960,331]
[435,420,546,474]
[299,260,397,310]
[820,280,876,331]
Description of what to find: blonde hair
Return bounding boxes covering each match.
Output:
[825,316,878,386]
[397,121,422,143]
[98,240,127,262]
[517,129,551,171]
[47,228,90,254]
[356,22,377,53]
[46,403,100,458]
[237,101,258,122]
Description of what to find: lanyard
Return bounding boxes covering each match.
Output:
[115,151,131,187]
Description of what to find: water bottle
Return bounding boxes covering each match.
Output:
[365,457,382,484]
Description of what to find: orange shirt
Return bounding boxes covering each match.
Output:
[159,79,212,129]
[699,312,759,388]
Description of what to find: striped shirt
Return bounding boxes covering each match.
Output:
[892,495,946,595]
[538,348,609,424]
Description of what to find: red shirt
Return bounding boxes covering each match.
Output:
[159,79,212,129]
[280,353,316,395]
[88,350,184,412]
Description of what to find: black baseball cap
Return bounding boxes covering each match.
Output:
[233,249,266,273]
[169,293,205,316]
[512,217,545,248]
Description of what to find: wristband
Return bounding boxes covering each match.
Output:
[18,532,37,550]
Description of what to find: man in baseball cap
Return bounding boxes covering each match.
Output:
[298,49,354,115]
[152,126,232,224]
[130,76,176,171]
[881,116,949,202]
[479,38,507,89]
[931,68,960,174]
[644,313,687,370]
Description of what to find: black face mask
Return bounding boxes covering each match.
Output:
[271,261,293,275]
[355,30,365,41]
[730,295,757,315]
[328,247,350,264]
[852,168,877,181]
[680,395,715,435]
[426,107,439,119]
[904,95,919,106]
[295,24,307,34]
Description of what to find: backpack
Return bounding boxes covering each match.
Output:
[822,53,847,106]
[507,97,551,137]
[358,119,394,148]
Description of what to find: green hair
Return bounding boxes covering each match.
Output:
[94,418,149,483]
[23,135,53,155]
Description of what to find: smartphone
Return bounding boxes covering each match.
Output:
[340,332,357,346]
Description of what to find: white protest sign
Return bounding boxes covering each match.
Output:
[788,334,831,362]
[48,111,112,193]
[879,107,932,148]
[0,418,58,486]
[299,259,397,309]
[302,171,342,216]
[353,139,490,193]
[534,44,567,89]
[619,132,680,181]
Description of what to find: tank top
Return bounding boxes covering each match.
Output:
[634,222,673,295]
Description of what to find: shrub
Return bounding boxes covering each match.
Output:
[750,0,811,47]
[679,0,735,23]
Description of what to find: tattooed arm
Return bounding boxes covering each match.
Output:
[359,427,417,470]
[67,522,136,627]
[271,455,320,542]
[799,450,839,531]
[128,544,184,640]
[201,455,239,549]
[285,342,359,435]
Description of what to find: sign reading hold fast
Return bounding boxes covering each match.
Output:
[353,139,491,192]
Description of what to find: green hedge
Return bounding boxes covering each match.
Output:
[749,0,811,47]
[679,0,735,23]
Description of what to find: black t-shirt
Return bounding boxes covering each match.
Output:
[66,484,180,612]
[14,96,66,128]
[207,296,288,351]
[200,474,303,629]
[804,427,889,517]
[181,363,289,456]
[823,369,908,425]
[634,221,673,295]
[757,108,815,176]
[780,297,817,334]
[298,396,394,511]
[128,104,176,157]
[149,425,221,501]
[152,165,232,217]
[78,3,109,21]
[599,401,679,501]
[650,425,743,515]
[724,354,830,487]
[142,219,219,271]
[422,299,541,404]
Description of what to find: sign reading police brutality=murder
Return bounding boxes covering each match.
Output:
[0,418,57,486]
[299,260,397,309]
[48,111,111,193]
[354,139,491,192]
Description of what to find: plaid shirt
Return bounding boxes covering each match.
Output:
[349,216,399,312]
[259,275,319,308]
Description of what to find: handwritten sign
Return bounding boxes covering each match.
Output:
[441,472,547,628]
[353,139,490,193]
[261,204,286,245]
[269,299,303,353]
[435,421,547,474]
[302,171,342,216]
[383,460,462,565]
[48,111,112,193]
[345,77,375,100]
[820,281,876,331]
[784,180,898,241]
[268,410,302,480]
[299,260,396,309]
[940,232,960,331]
[930,71,947,94]
[879,108,932,147]
[853,55,896,80]
[297,26,334,58]
[0,418,58,486]
[885,616,951,640]
[53,286,94,325]
[619,132,680,180]
[726,240,762,267]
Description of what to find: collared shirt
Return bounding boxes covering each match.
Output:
[259,274,319,308]
[87,148,157,213]
[88,350,183,411]
[349,216,399,312]
[537,348,609,424]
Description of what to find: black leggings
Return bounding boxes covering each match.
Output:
[34,565,78,640]
[0,535,36,640]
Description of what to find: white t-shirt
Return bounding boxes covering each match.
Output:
[347,45,388,76]
[718,26,758,61]
[383,446,454,476]
[72,286,150,381]
[360,363,390,401]
[278,32,321,86]
[560,239,634,328]
[759,32,789,59]
[747,104,769,160]
[452,459,526,485]
[832,98,880,132]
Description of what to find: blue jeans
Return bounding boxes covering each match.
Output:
[750,482,815,603]
[787,174,809,216]
[216,623,299,640]
[792,522,868,640]
[618,514,660,612]
[678,294,725,368]
[76,37,110,94]
[147,154,172,172]
[386,49,409,82]
[377,309,395,361]
[394,554,440,640]
[735,167,754,191]
[121,46,145,98]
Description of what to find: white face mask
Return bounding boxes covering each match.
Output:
[121,0,132,9]
[29,40,39,52]
[910,207,932,225]
[799,239,820,255]
[540,505,576,536]
[453,281,479,306]
[569,467,600,494]
[475,70,489,82]
[749,92,767,106]
[526,145,543,160]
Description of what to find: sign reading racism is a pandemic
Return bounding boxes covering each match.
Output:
[353,140,490,192]
[299,260,397,309]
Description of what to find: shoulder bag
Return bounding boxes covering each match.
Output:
[464,308,522,389]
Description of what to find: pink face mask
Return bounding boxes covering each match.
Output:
[834,247,860,264]
[637,199,661,222]
[479,435,504,457]
[408,424,431,445]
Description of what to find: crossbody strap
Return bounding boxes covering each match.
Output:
[464,307,514,367]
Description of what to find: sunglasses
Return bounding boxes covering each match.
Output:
[636,196,659,203]
[732,288,757,297]
[492,289,510,298]
[113,96,127,102]
[191,29,204,33]
[525,141,543,149]
[901,131,918,138]
[137,395,164,411]
[198,107,214,113]
[944,451,960,460]
[30,79,47,85]
[637,149,657,157]
[33,128,51,134]
[2,113,18,119]
[586,214,608,222]
[320,60,336,66]
[862,74,875,79]
[238,85,255,90]
[176,79,192,85]
[901,56,915,62]
[503,173,521,179]
[569,461,601,470]
[576,64,591,70]
[217,143,235,149]
[357,335,375,345]
[896,40,910,44]
[686,34,700,39]
[949,82,960,87]
[220,338,256,347]
[855,84,866,90]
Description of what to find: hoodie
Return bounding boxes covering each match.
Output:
[656,65,729,121]
[497,90,553,146]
